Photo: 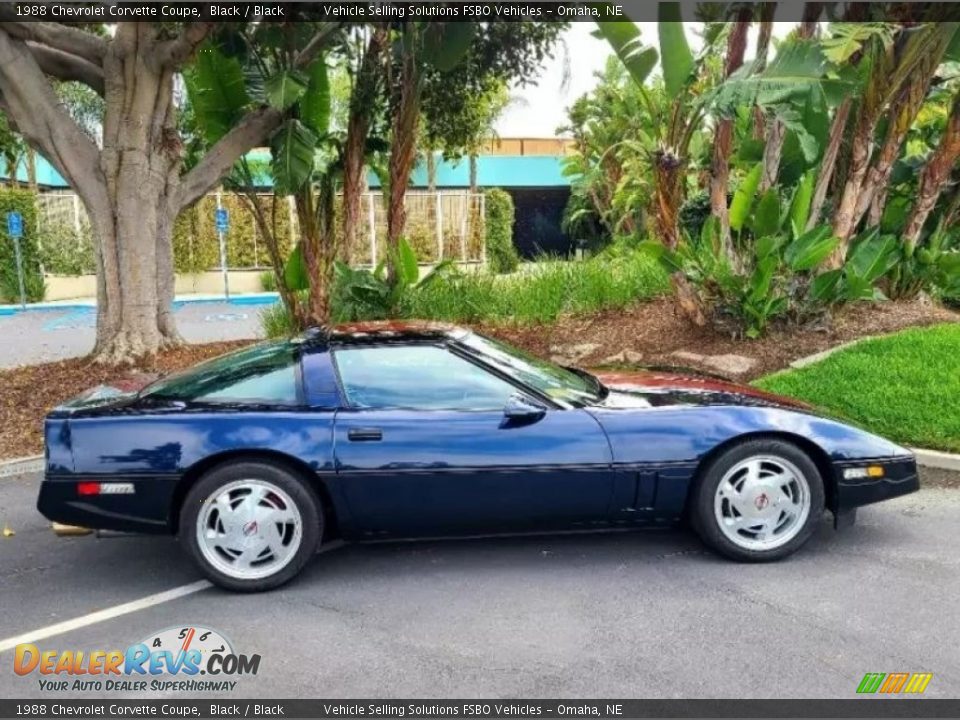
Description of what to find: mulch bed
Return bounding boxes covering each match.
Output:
[480,296,959,381]
[1,298,957,460]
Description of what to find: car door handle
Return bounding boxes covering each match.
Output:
[347,428,383,442]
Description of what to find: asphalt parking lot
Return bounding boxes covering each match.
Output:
[1,468,959,700]
[0,302,264,368]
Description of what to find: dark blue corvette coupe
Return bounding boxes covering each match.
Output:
[39,322,918,591]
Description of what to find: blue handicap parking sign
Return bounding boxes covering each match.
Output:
[6,211,23,238]
[215,208,229,232]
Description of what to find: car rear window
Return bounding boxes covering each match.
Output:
[141,341,300,405]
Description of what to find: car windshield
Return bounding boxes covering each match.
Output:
[459,332,605,407]
[140,341,300,404]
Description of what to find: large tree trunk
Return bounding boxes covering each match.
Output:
[295,177,338,325]
[758,11,819,194]
[653,155,684,250]
[859,44,945,228]
[386,29,423,281]
[806,98,851,231]
[710,13,750,259]
[856,76,931,228]
[342,27,387,265]
[828,23,953,264]
[902,93,960,251]
[468,154,478,194]
[426,150,437,192]
[750,4,775,139]
[25,147,37,193]
[0,20,330,364]
[91,25,184,363]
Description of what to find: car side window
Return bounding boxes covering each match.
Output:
[334,345,518,411]
[143,342,300,405]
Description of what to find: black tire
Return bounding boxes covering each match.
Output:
[689,438,825,562]
[179,460,323,592]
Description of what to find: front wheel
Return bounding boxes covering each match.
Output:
[689,439,825,562]
[180,460,322,592]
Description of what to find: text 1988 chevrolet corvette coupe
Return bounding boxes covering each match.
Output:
[39,322,918,591]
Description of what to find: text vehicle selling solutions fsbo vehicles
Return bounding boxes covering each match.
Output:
[38,323,919,591]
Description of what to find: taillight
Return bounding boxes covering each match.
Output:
[76,482,134,495]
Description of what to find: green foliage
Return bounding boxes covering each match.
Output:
[259,292,304,339]
[756,324,960,452]
[172,194,293,274]
[261,249,669,337]
[0,187,44,303]
[559,58,663,243]
[270,119,319,195]
[642,179,901,338]
[484,188,519,274]
[265,69,309,111]
[300,59,332,136]
[333,237,454,320]
[184,46,251,144]
[593,22,657,89]
[708,39,832,114]
[37,223,96,276]
[403,253,668,325]
[422,22,477,72]
[887,219,960,300]
[259,271,277,292]
[729,163,763,233]
[658,4,695,98]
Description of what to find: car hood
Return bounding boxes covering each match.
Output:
[590,368,811,411]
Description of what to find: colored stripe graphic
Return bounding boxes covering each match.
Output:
[880,673,910,693]
[904,673,933,694]
[857,673,885,694]
[857,672,932,694]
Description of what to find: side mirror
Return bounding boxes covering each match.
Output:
[503,393,547,422]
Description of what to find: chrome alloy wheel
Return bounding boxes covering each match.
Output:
[713,455,811,551]
[196,479,303,580]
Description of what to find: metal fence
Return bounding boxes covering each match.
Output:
[35,190,486,274]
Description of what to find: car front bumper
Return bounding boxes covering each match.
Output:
[832,455,919,521]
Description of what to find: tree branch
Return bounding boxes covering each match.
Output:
[0,30,109,218]
[26,41,104,95]
[176,22,343,211]
[0,15,106,64]
[177,106,283,210]
[294,22,342,67]
[157,22,215,69]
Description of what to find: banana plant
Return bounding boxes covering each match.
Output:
[595,6,833,253]
[185,24,340,328]
[333,237,454,320]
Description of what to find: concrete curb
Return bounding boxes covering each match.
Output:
[0,455,44,478]
[788,336,877,369]
[912,448,960,472]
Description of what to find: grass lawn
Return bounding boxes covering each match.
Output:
[755,323,960,453]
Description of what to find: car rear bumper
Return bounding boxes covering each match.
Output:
[37,474,178,535]
[833,455,920,514]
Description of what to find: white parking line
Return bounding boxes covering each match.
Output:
[0,580,212,654]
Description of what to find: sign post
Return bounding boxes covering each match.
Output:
[5,211,27,309]
[215,206,230,301]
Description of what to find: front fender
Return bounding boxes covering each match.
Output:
[588,405,910,466]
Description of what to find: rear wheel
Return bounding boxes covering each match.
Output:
[180,460,322,592]
[690,439,824,562]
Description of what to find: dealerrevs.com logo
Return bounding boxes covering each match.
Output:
[14,625,260,693]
